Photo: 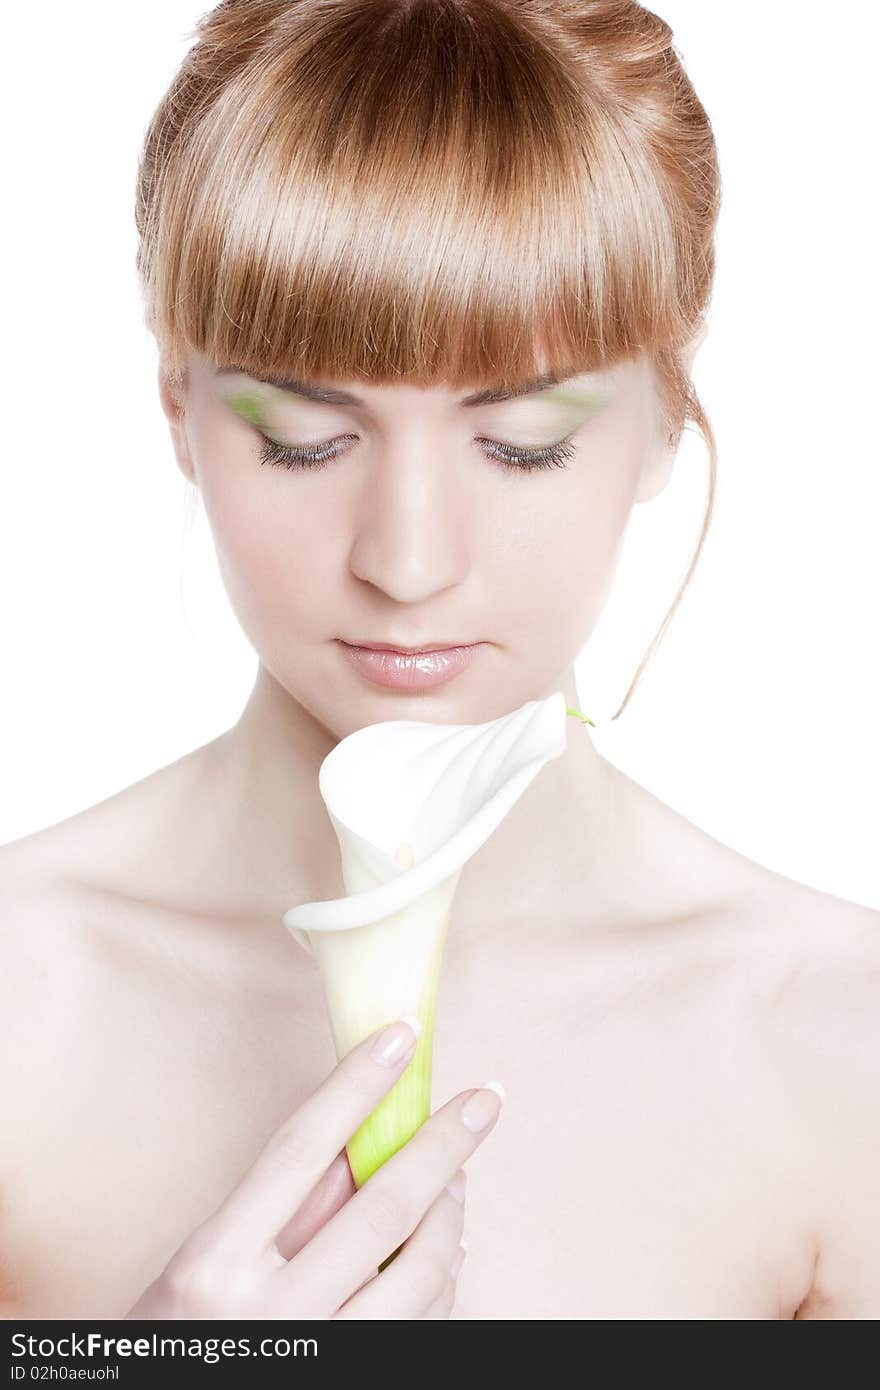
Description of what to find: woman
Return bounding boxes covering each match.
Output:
[2,0,878,1320]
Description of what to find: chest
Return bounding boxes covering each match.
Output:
[432,1007,791,1318]
[4,961,799,1320]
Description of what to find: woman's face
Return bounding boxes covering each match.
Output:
[159,347,675,735]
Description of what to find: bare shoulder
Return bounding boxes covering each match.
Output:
[731,864,880,1319]
[0,832,126,1145]
[0,838,103,1314]
[0,756,211,1119]
[732,859,880,1051]
[624,770,880,1318]
[0,836,90,1022]
[0,732,221,897]
[0,804,134,992]
[691,838,880,1093]
[672,838,880,1319]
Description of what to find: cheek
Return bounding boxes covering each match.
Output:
[193,430,331,636]
[219,497,333,638]
[494,437,641,649]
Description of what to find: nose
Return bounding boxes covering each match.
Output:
[347,438,470,604]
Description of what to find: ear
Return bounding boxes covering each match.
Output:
[157,363,196,485]
[634,321,709,504]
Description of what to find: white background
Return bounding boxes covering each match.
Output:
[1,3,877,908]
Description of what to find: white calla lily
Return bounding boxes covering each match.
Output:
[282,689,593,1186]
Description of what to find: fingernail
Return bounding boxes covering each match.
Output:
[449,1239,467,1278]
[445,1168,466,1204]
[370,1015,422,1066]
[460,1080,505,1132]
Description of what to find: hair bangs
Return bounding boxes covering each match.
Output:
[138,0,687,395]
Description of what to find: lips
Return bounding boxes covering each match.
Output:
[343,640,473,654]
[337,639,485,690]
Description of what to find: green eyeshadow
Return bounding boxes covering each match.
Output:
[223,388,267,426]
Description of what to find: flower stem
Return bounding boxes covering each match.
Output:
[565,705,596,727]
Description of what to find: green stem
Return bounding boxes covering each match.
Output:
[353,916,449,1273]
[565,704,597,727]
[346,899,451,1179]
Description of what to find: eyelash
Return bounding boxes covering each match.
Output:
[255,432,577,473]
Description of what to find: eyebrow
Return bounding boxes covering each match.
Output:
[214,367,569,408]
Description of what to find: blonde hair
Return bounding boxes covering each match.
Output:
[135,0,721,719]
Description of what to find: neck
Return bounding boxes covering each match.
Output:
[199,662,615,935]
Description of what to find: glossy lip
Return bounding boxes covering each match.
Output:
[342,639,473,654]
[336,639,485,690]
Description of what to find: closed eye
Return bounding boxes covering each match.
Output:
[254,430,577,474]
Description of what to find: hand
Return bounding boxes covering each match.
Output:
[123,1018,503,1319]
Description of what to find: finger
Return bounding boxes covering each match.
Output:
[274,1150,355,1261]
[419,1280,457,1318]
[420,1242,466,1320]
[282,1082,502,1309]
[333,1180,465,1319]
[203,1018,422,1257]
